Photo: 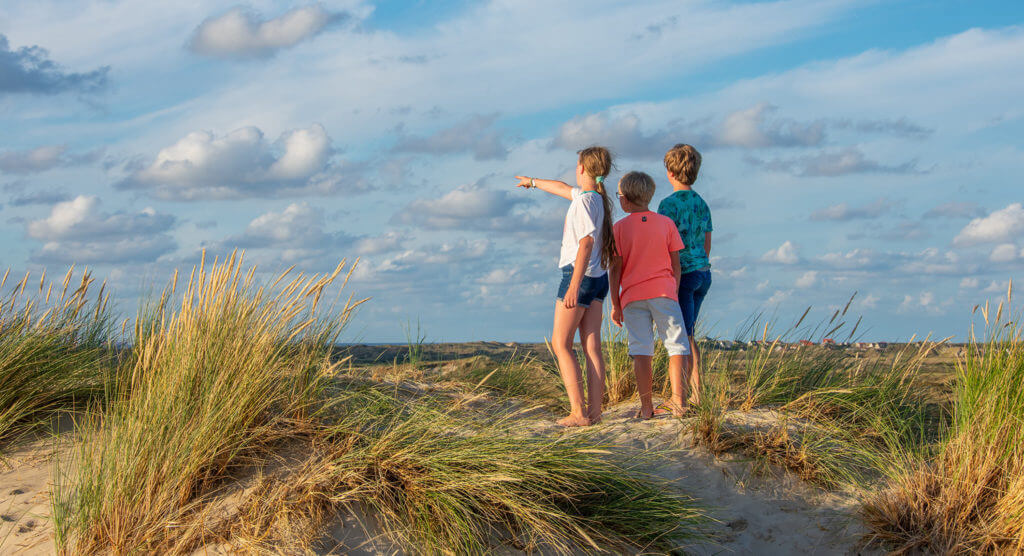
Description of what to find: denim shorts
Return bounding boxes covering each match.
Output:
[677,269,712,336]
[556,265,609,307]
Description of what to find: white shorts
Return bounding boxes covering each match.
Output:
[622,297,691,357]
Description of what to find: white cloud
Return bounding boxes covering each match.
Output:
[810,198,895,221]
[990,243,1019,263]
[391,183,559,233]
[954,204,1024,246]
[766,289,793,306]
[116,124,365,200]
[393,114,509,160]
[0,144,101,174]
[25,195,176,263]
[960,277,980,289]
[795,270,818,288]
[750,147,920,177]
[188,5,348,58]
[761,241,799,264]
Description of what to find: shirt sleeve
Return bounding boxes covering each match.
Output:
[572,195,599,239]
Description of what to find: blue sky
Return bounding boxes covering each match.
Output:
[1,0,1022,342]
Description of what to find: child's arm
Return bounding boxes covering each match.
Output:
[704,232,712,257]
[670,250,682,288]
[515,176,573,200]
[563,236,594,308]
[609,255,623,327]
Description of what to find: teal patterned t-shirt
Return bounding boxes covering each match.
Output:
[657,190,713,273]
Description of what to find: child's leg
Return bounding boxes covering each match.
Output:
[552,302,589,426]
[687,338,702,405]
[651,297,691,415]
[579,300,606,423]
[633,355,654,418]
[677,272,700,405]
[668,354,686,411]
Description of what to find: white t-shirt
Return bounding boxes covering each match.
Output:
[559,188,606,277]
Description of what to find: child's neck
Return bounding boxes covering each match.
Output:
[668,177,693,191]
[579,178,598,192]
[624,203,650,214]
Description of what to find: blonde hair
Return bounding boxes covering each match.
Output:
[664,143,702,186]
[577,146,617,269]
[618,171,656,205]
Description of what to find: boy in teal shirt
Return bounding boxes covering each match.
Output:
[657,144,712,406]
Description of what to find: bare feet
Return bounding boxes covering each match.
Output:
[557,414,591,427]
[634,407,655,420]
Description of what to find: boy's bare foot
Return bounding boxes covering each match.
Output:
[588,415,602,425]
[557,414,591,427]
[634,407,654,420]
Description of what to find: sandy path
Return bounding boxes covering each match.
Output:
[521,403,876,555]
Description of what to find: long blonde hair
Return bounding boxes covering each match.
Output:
[577,146,617,270]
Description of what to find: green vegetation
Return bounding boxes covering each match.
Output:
[0,267,113,452]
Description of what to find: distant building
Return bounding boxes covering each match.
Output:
[799,340,815,347]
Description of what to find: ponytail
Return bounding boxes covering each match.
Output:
[594,177,617,270]
[577,146,617,270]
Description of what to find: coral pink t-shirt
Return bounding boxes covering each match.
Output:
[612,211,685,308]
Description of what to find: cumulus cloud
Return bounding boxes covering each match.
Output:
[393,114,509,160]
[207,203,403,266]
[810,197,895,221]
[0,34,109,95]
[715,103,825,148]
[989,243,1020,263]
[551,112,675,157]
[761,241,799,264]
[550,104,931,158]
[749,147,921,177]
[25,196,176,263]
[795,270,818,288]
[116,124,367,200]
[924,201,986,219]
[0,145,102,174]
[391,183,557,232]
[188,5,349,58]
[960,277,980,289]
[954,203,1024,246]
[899,291,940,313]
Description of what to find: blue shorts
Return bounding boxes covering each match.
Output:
[556,265,608,307]
[677,269,712,336]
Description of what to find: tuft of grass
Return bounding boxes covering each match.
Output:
[863,296,1024,553]
[0,267,113,451]
[230,390,705,554]
[53,252,365,553]
[441,351,565,407]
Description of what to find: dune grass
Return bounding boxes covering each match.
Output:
[52,252,365,553]
[52,256,704,554]
[862,296,1024,553]
[230,387,704,554]
[0,267,113,452]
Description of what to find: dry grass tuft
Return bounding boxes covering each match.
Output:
[863,296,1024,553]
[53,251,364,553]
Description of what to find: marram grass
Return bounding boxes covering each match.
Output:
[53,252,364,553]
[0,267,113,452]
[863,296,1024,553]
[230,388,704,555]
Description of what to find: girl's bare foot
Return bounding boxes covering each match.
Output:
[558,414,591,427]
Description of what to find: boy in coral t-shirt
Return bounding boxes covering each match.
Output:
[610,171,691,419]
